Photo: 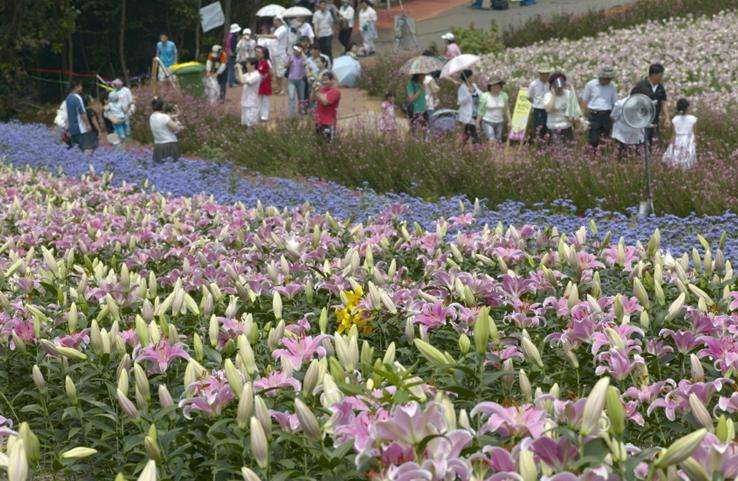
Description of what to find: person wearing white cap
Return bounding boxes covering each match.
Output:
[225,23,242,88]
[580,65,618,149]
[236,29,256,63]
[206,45,228,103]
[262,16,289,94]
[442,33,461,60]
[528,65,552,140]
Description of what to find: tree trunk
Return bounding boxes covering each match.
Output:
[223,0,232,44]
[195,0,202,60]
[119,0,129,84]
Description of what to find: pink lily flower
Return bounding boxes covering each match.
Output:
[135,340,189,374]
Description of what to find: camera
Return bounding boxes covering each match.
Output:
[554,77,565,89]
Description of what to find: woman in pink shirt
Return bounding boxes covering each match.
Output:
[441,33,461,59]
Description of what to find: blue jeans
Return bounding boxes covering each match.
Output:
[227,56,236,87]
[471,0,483,6]
[288,79,306,118]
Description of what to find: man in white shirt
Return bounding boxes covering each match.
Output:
[528,65,552,140]
[338,0,355,53]
[313,0,335,61]
[580,66,618,149]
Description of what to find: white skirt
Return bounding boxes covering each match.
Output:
[241,106,259,127]
[662,133,696,168]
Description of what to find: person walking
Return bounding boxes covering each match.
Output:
[65,81,94,153]
[406,74,427,134]
[313,71,341,142]
[155,33,177,81]
[442,33,461,59]
[457,70,481,145]
[225,23,242,88]
[630,63,668,146]
[580,66,618,150]
[543,72,581,143]
[236,59,262,129]
[338,0,355,53]
[662,98,697,168]
[423,70,440,120]
[149,98,183,163]
[478,76,510,143]
[255,46,273,122]
[270,16,290,95]
[286,46,308,118]
[313,0,336,62]
[528,65,552,140]
[358,0,378,56]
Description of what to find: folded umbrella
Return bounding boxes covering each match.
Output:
[332,55,362,88]
[255,4,286,17]
[400,56,445,75]
[440,54,480,78]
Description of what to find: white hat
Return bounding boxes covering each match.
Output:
[274,14,284,21]
[243,28,252,36]
[230,23,242,33]
[441,32,455,41]
[211,44,222,53]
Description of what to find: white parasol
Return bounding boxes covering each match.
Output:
[282,6,313,18]
[255,4,286,17]
[440,54,480,78]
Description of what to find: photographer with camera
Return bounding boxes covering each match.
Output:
[149,97,183,163]
[312,71,341,142]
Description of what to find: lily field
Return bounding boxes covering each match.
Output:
[3,7,738,481]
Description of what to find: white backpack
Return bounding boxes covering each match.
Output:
[54,100,68,129]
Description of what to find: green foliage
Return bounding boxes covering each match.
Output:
[500,0,738,47]
[452,21,504,56]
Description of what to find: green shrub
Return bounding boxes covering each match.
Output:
[501,0,738,47]
[452,21,504,55]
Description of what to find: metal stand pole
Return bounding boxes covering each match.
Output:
[638,139,655,218]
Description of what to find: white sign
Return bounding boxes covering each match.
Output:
[200,2,225,33]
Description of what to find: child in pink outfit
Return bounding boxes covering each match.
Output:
[379,92,397,133]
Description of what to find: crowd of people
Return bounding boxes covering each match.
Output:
[56,1,698,169]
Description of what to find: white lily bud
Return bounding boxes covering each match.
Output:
[580,377,610,436]
[249,417,269,469]
[519,369,532,403]
[655,429,707,469]
[295,398,321,439]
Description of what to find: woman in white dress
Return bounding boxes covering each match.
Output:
[236,59,262,129]
[663,98,697,168]
[358,0,378,56]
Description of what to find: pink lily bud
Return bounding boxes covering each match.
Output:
[158,384,174,408]
[32,365,45,391]
[117,389,140,420]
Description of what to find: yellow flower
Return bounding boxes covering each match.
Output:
[336,287,372,334]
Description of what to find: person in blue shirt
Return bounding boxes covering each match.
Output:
[156,33,178,81]
[64,81,94,153]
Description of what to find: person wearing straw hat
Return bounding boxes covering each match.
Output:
[478,75,510,143]
[441,33,461,60]
[225,23,242,88]
[236,29,257,64]
[580,65,618,149]
[528,64,552,140]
